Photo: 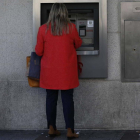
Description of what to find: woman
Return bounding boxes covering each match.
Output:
[35,2,82,139]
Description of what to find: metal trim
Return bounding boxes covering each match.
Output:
[76,50,99,55]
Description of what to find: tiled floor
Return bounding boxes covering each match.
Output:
[0,130,140,140]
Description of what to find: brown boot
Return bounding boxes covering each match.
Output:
[67,128,79,139]
[48,125,61,136]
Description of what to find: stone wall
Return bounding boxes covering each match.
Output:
[0,0,140,130]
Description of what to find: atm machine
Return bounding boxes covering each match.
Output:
[33,0,107,78]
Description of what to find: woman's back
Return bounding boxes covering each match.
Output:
[35,3,82,90]
[39,23,80,65]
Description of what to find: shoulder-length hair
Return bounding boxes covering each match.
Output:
[46,3,73,36]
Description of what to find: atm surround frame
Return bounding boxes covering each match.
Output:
[33,0,107,56]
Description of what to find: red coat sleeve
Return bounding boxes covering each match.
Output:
[35,26,44,56]
[73,24,82,49]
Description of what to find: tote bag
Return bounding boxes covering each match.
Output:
[28,52,42,80]
[26,52,41,87]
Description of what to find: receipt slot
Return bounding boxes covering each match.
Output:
[33,0,108,78]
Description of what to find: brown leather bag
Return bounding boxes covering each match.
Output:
[26,56,40,87]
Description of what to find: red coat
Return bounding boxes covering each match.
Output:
[35,23,82,90]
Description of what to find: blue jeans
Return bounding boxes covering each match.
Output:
[46,88,74,132]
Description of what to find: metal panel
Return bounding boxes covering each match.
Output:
[121,2,140,81]
[124,21,140,79]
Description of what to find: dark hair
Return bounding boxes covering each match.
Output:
[46,3,73,36]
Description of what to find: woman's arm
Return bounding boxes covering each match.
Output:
[35,26,44,56]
